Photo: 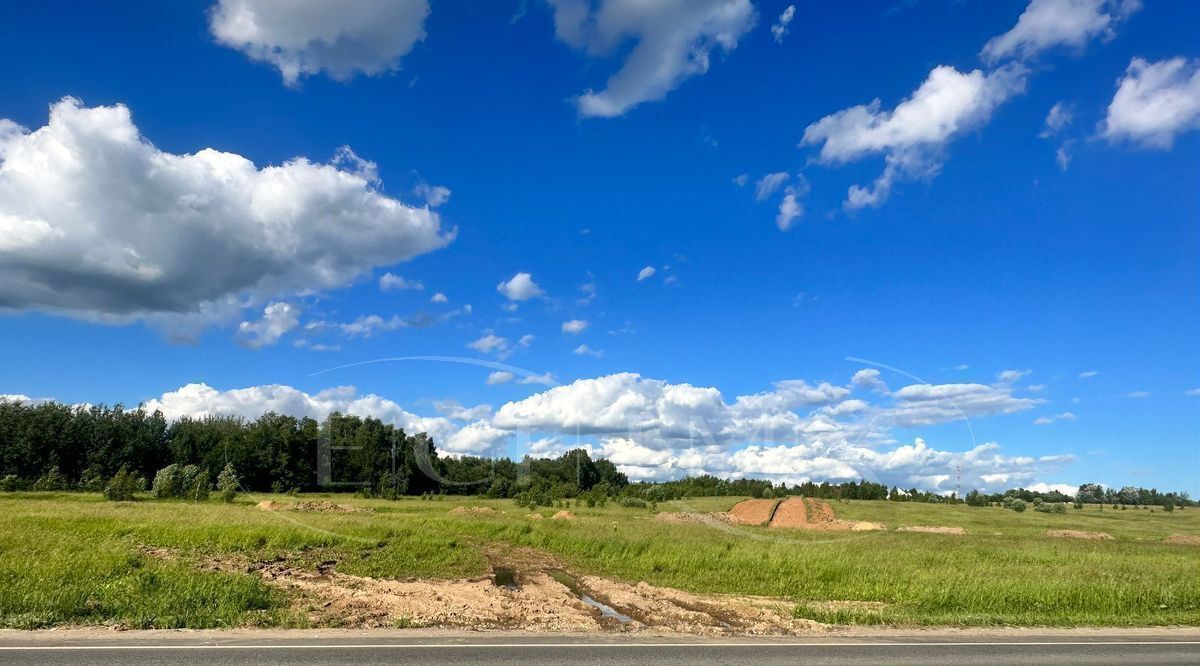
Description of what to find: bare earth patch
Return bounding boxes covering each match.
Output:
[1044,529,1113,540]
[149,544,819,635]
[897,526,967,535]
[551,511,575,521]
[767,497,808,528]
[1164,534,1200,546]
[449,506,496,515]
[256,500,373,514]
[727,499,779,526]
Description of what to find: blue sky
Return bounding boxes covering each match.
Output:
[0,0,1197,494]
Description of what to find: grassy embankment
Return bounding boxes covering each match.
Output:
[1,492,1197,629]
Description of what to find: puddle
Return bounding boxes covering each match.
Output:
[547,570,632,624]
[492,568,519,590]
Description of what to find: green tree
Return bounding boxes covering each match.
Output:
[103,467,138,502]
[217,463,239,503]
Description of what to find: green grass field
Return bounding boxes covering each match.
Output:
[1,492,1197,629]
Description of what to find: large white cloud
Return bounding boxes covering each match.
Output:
[981,0,1140,64]
[547,0,757,118]
[209,0,430,85]
[1101,57,1200,149]
[132,367,1063,490]
[0,98,453,338]
[801,64,1027,209]
[142,382,499,455]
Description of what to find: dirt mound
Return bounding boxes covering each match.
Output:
[289,500,373,513]
[848,521,887,531]
[897,526,967,535]
[551,510,575,521]
[728,499,779,526]
[766,497,808,528]
[1164,534,1200,546]
[257,500,287,511]
[804,498,838,525]
[1044,529,1112,540]
[450,506,496,515]
[656,511,726,525]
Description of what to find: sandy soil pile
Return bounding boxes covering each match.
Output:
[551,510,575,521]
[257,500,373,513]
[727,499,779,526]
[174,545,821,634]
[449,506,496,515]
[291,501,374,513]
[1163,534,1200,546]
[767,497,808,528]
[896,526,967,535]
[848,521,888,531]
[667,498,885,532]
[1043,529,1112,540]
[656,511,731,526]
[804,498,838,526]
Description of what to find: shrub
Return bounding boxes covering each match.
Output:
[79,465,105,492]
[189,473,210,502]
[103,467,139,501]
[178,465,202,492]
[217,463,239,503]
[617,496,648,509]
[32,466,68,491]
[0,474,22,492]
[1006,498,1027,513]
[153,464,185,499]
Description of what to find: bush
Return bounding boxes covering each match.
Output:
[79,465,106,491]
[188,473,210,502]
[103,467,139,501]
[153,464,185,499]
[32,466,67,491]
[1004,498,1027,513]
[217,463,239,503]
[0,474,23,492]
[617,496,648,509]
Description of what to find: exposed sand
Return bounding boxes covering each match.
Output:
[1164,534,1200,546]
[896,526,967,535]
[150,545,816,635]
[727,499,779,526]
[767,497,808,528]
[551,510,575,521]
[1044,529,1113,540]
[257,500,373,513]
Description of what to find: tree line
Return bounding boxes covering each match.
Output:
[0,398,1193,507]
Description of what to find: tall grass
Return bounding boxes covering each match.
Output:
[2,492,1197,628]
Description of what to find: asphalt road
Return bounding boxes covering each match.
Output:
[1,634,1197,665]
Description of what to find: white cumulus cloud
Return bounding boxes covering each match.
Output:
[0,98,452,339]
[236,302,300,348]
[379,273,424,291]
[547,0,757,117]
[1101,57,1200,149]
[561,319,589,334]
[801,65,1027,209]
[771,5,795,44]
[209,0,430,85]
[981,0,1140,64]
[497,272,545,301]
